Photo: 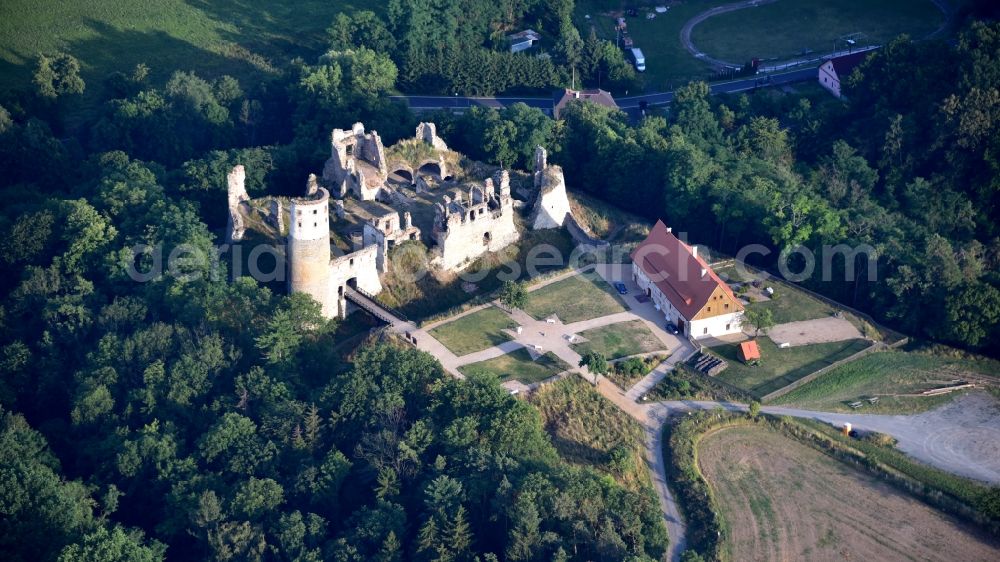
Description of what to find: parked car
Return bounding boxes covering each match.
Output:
[665,322,679,334]
[613,281,628,295]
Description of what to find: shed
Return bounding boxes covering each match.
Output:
[507,29,541,53]
[739,340,761,363]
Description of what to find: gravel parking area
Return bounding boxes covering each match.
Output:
[769,316,862,346]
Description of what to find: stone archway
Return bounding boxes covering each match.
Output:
[418,161,442,178]
[389,168,414,186]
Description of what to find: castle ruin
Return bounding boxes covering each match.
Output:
[228,121,577,319]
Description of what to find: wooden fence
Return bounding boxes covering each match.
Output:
[760,341,883,402]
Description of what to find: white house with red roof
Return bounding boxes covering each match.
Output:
[631,220,744,339]
[818,50,871,98]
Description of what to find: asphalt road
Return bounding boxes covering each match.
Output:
[390,66,818,113]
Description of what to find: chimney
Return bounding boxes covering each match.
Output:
[701,268,707,278]
[666,226,672,233]
[573,90,580,99]
[691,245,698,258]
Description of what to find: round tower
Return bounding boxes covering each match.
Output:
[288,186,333,317]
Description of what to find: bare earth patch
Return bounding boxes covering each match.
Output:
[699,426,999,561]
[768,316,863,346]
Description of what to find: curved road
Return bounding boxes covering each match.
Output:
[680,0,781,68]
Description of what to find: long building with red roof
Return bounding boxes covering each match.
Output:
[631,220,744,339]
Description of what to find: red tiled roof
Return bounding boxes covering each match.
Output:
[828,51,869,78]
[740,340,760,361]
[630,220,740,319]
[553,88,619,119]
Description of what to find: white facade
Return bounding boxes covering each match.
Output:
[632,262,743,339]
[689,313,743,339]
[818,60,843,98]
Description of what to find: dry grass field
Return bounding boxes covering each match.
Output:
[698,426,999,561]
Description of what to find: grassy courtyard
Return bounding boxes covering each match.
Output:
[571,320,664,360]
[772,350,1000,414]
[523,273,626,323]
[691,0,942,63]
[712,337,871,398]
[428,306,515,356]
[458,348,571,385]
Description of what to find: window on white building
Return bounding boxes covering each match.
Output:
[703,327,708,334]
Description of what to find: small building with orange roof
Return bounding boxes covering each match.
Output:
[739,340,760,363]
[631,220,744,339]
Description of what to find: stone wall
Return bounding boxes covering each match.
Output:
[330,244,382,318]
[226,165,249,242]
[362,211,421,272]
[322,122,388,201]
[416,122,449,151]
[530,146,572,229]
[433,179,518,270]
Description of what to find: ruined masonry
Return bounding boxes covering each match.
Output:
[529,146,572,230]
[228,121,577,319]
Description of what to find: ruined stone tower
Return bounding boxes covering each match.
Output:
[288,181,334,317]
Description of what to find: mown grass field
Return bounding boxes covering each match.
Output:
[691,0,942,63]
[428,306,515,356]
[523,273,626,323]
[571,319,664,360]
[713,337,871,397]
[772,350,1000,414]
[457,348,570,384]
[698,426,999,561]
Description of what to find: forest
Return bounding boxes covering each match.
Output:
[0,0,998,560]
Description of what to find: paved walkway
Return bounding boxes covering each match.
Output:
[350,271,999,562]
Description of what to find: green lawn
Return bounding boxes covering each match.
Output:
[428,306,516,356]
[0,0,383,123]
[523,273,626,323]
[692,0,942,64]
[755,284,837,324]
[772,350,1000,414]
[713,337,872,398]
[572,320,664,360]
[458,348,571,384]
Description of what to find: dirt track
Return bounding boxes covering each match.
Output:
[699,426,1000,561]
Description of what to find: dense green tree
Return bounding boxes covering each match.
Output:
[34,53,86,99]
